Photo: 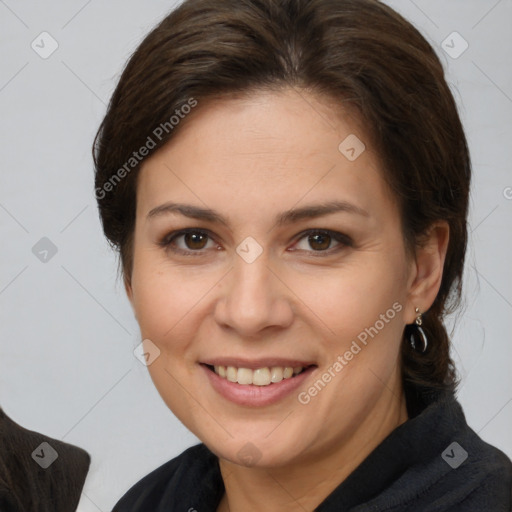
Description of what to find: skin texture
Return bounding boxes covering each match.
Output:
[125,88,449,512]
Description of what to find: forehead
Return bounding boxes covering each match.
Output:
[136,88,394,223]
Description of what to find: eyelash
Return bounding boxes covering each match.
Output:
[158,228,353,257]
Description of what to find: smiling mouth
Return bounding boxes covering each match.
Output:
[204,364,313,386]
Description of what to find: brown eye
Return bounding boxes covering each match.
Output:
[292,230,352,254]
[160,229,217,254]
[307,233,332,251]
[182,231,209,250]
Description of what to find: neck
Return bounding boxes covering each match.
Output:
[216,378,408,512]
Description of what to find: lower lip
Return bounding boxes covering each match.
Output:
[201,364,316,407]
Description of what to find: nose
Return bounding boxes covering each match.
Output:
[213,253,294,338]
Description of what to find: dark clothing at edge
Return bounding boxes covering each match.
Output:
[112,388,512,511]
[0,407,90,512]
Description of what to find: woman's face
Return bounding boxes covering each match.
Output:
[127,88,420,468]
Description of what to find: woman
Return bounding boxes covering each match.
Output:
[93,0,512,510]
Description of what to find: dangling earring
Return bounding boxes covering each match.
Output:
[408,307,428,353]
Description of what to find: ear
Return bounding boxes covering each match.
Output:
[404,221,450,324]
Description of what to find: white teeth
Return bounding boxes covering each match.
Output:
[237,368,253,385]
[226,366,238,382]
[212,365,304,386]
[252,368,271,386]
[270,367,283,383]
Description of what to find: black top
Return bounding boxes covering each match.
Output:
[112,389,512,511]
[0,406,90,512]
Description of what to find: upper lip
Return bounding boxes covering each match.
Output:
[201,358,317,369]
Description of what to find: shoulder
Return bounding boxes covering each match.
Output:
[111,443,221,512]
[448,425,512,509]
[0,406,91,512]
[407,391,512,510]
[352,390,512,511]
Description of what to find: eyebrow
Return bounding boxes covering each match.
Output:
[146,200,369,226]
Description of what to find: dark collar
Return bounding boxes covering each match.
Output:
[316,388,462,510]
[114,388,511,511]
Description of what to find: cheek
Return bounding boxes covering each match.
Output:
[130,256,218,356]
[296,258,406,333]
[289,252,408,380]
[130,257,186,341]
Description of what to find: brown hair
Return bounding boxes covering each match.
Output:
[93,0,470,406]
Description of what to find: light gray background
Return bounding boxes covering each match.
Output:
[0,1,511,510]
